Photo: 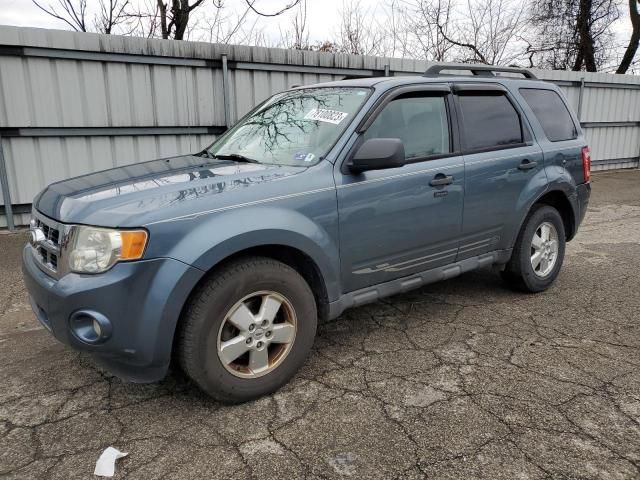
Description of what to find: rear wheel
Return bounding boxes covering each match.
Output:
[178,256,317,403]
[501,205,566,293]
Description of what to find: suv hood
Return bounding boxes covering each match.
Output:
[35,155,306,227]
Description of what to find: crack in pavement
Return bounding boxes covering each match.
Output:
[2,171,640,479]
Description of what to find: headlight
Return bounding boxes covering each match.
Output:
[68,226,148,274]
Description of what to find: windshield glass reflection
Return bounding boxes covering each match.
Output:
[208,87,370,166]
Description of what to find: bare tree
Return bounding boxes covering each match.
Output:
[393,0,458,61]
[30,0,632,70]
[123,0,161,37]
[383,0,410,57]
[156,0,208,40]
[33,0,129,34]
[435,0,525,65]
[149,0,304,41]
[95,0,130,33]
[617,0,640,73]
[201,2,263,44]
[521,37,556,68]
[334,0,386,55]
[382,0,524,64]
[418,0,455,61]
[278,0,310,49]
[529,0,620,71]
[32,0,88,31]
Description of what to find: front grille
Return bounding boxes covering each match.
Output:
[32,216,62,275]
[50,253,58,269]
[39,222,60,244]
[35,218,61,245]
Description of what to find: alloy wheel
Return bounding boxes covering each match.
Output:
[216,291,297,378]
[530,221,559,277]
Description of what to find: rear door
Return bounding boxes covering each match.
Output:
[335,85,465,293]
[453,83,546,259]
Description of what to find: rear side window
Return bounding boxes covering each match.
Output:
[519,88,577,142]
[364,95,451,159]
[457,94,523,150]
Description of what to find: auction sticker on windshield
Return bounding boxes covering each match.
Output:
[304,108,349,124]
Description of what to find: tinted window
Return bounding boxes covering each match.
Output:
[458,94,522,150]
[519,88,577,142]
[364,95,450,159]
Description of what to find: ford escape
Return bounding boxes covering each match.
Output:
[22,65,591,402]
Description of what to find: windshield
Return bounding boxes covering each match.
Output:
[207,87,371,166]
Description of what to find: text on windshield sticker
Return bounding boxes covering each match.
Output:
[304,108,349,125]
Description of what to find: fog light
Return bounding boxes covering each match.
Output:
[69,310,112,344]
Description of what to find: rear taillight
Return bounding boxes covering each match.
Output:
[581,146,591,183]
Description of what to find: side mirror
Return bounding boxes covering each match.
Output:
[348,138,406,173]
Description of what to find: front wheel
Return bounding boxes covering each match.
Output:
[178,257,317,403]
[501,205,566,293]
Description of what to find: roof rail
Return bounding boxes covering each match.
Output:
[424,64,537,79]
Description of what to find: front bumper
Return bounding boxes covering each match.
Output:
[22,245,203,382]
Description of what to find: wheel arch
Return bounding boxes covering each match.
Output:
[531,190,577,240]
[511,189,577,249]
[196,243,331,323]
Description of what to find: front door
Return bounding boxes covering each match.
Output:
[335,87,465,292]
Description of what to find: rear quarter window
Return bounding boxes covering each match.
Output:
[519,88,578,142]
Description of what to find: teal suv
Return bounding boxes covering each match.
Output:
[23,65,591,402]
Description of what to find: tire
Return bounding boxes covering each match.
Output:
[178,256,317,403]
[501,205,566,293]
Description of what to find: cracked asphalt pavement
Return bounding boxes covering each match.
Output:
[1,170,640,479]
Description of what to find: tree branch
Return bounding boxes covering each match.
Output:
[436,22,489,64]
[243,0,301,17]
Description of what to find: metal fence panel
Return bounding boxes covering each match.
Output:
[1,134,216,205]
[584,126,640,162]
[0,25,639,228]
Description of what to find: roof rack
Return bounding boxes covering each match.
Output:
[424,64,537,79]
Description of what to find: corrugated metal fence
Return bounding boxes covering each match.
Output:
[1,26,639,228]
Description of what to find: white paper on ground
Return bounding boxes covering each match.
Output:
[94,447,128,477]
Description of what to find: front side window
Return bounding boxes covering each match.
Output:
[458,93,523,150]
[519,88,577,142]
[208,87,370,166]
[363,94,451,160]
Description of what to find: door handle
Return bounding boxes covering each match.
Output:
[429,174,454,187]
[518,159,537,171]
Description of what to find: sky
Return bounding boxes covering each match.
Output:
[0,0,351,43]
[1,0,58,28]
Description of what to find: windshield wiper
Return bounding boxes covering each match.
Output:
[211,153,261,164]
